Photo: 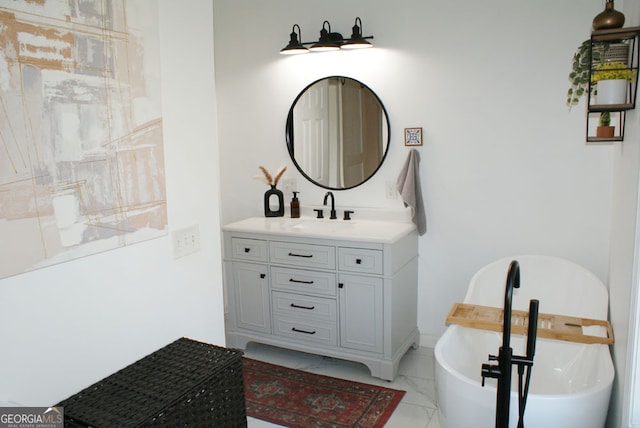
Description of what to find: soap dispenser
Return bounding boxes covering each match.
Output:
[290,191,300,218]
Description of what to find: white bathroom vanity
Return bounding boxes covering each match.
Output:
[222,216,419,380]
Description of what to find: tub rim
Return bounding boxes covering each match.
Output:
[467,254,608,303]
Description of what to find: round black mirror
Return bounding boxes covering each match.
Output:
[286,76,390,190]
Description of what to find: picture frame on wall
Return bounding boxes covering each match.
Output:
[404,127,423,146]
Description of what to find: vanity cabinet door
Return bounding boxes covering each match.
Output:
[338,274,383,353]
[233,262,271,334]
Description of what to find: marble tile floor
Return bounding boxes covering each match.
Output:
[243,342,442,428]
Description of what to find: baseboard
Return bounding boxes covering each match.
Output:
[420,332,441,349]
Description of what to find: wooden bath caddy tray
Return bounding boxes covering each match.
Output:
[446,303,613,345]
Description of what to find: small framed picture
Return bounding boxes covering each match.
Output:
[404,127,423,146]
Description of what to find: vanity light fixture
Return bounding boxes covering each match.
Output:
[341,17,373,50]
[279,17,374,55]
[309,21,343,52]
[280,24,309,55]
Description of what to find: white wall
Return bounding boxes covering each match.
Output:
[608,2,640,427]
[610,109,640,425]
[0,0,224,406]
[2,0,631,423]
[213,0,612,346]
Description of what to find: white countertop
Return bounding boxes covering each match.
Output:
[222,216,416,243]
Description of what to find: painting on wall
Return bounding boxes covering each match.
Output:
[0,0,167,279]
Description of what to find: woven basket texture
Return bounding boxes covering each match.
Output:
[58,338,247,427]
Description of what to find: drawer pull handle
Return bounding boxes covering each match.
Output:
[244,248,250,253]
[356,258,362,264]
[289,278,314,284]
[290,303,315,310]
[292,327,316,335]
[288,252,313,258]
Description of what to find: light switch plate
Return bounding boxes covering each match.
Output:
[386,181,397,199]
[173,224,201,259]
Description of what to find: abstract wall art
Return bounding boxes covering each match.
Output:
[0,0,167,279]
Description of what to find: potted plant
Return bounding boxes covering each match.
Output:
[567,40,593,109]
[591,61,637,104]
[596,111,615,138]
[567,40,609,109]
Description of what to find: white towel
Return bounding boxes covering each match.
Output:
[397,149,426,235]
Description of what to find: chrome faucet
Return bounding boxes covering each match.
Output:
[323,191,337,219]
[481,260,539,428]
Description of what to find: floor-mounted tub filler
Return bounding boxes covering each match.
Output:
[435,255,614,428]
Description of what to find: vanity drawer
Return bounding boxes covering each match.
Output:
[272,291,337,322]
[270,241,336,269]
[231,238,268,262]
[338,247,383,275]
[272,315,337,346]
[270,267,336,297]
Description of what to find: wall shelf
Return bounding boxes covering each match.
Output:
[586,26,640,144]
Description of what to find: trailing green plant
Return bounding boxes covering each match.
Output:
[591,61,637,83]
[599,111,611,127]
[567,40,605,109]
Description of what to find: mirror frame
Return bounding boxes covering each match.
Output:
[286,76,391,191]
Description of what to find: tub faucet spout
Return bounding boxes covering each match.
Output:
[502,260,520,351]
[481,260,538,428]
[323,191,337,219]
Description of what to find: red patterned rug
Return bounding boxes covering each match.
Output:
[242,358,405,428]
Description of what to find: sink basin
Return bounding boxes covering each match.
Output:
[284,219,356,232]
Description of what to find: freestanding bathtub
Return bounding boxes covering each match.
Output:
[435,255,614,428]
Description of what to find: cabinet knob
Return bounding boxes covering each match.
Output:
[355,258,362,264]
[260,273,266,279]
[244,247,250,253]
[338,283,344,288]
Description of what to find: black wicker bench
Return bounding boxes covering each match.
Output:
[58,338,246,427]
